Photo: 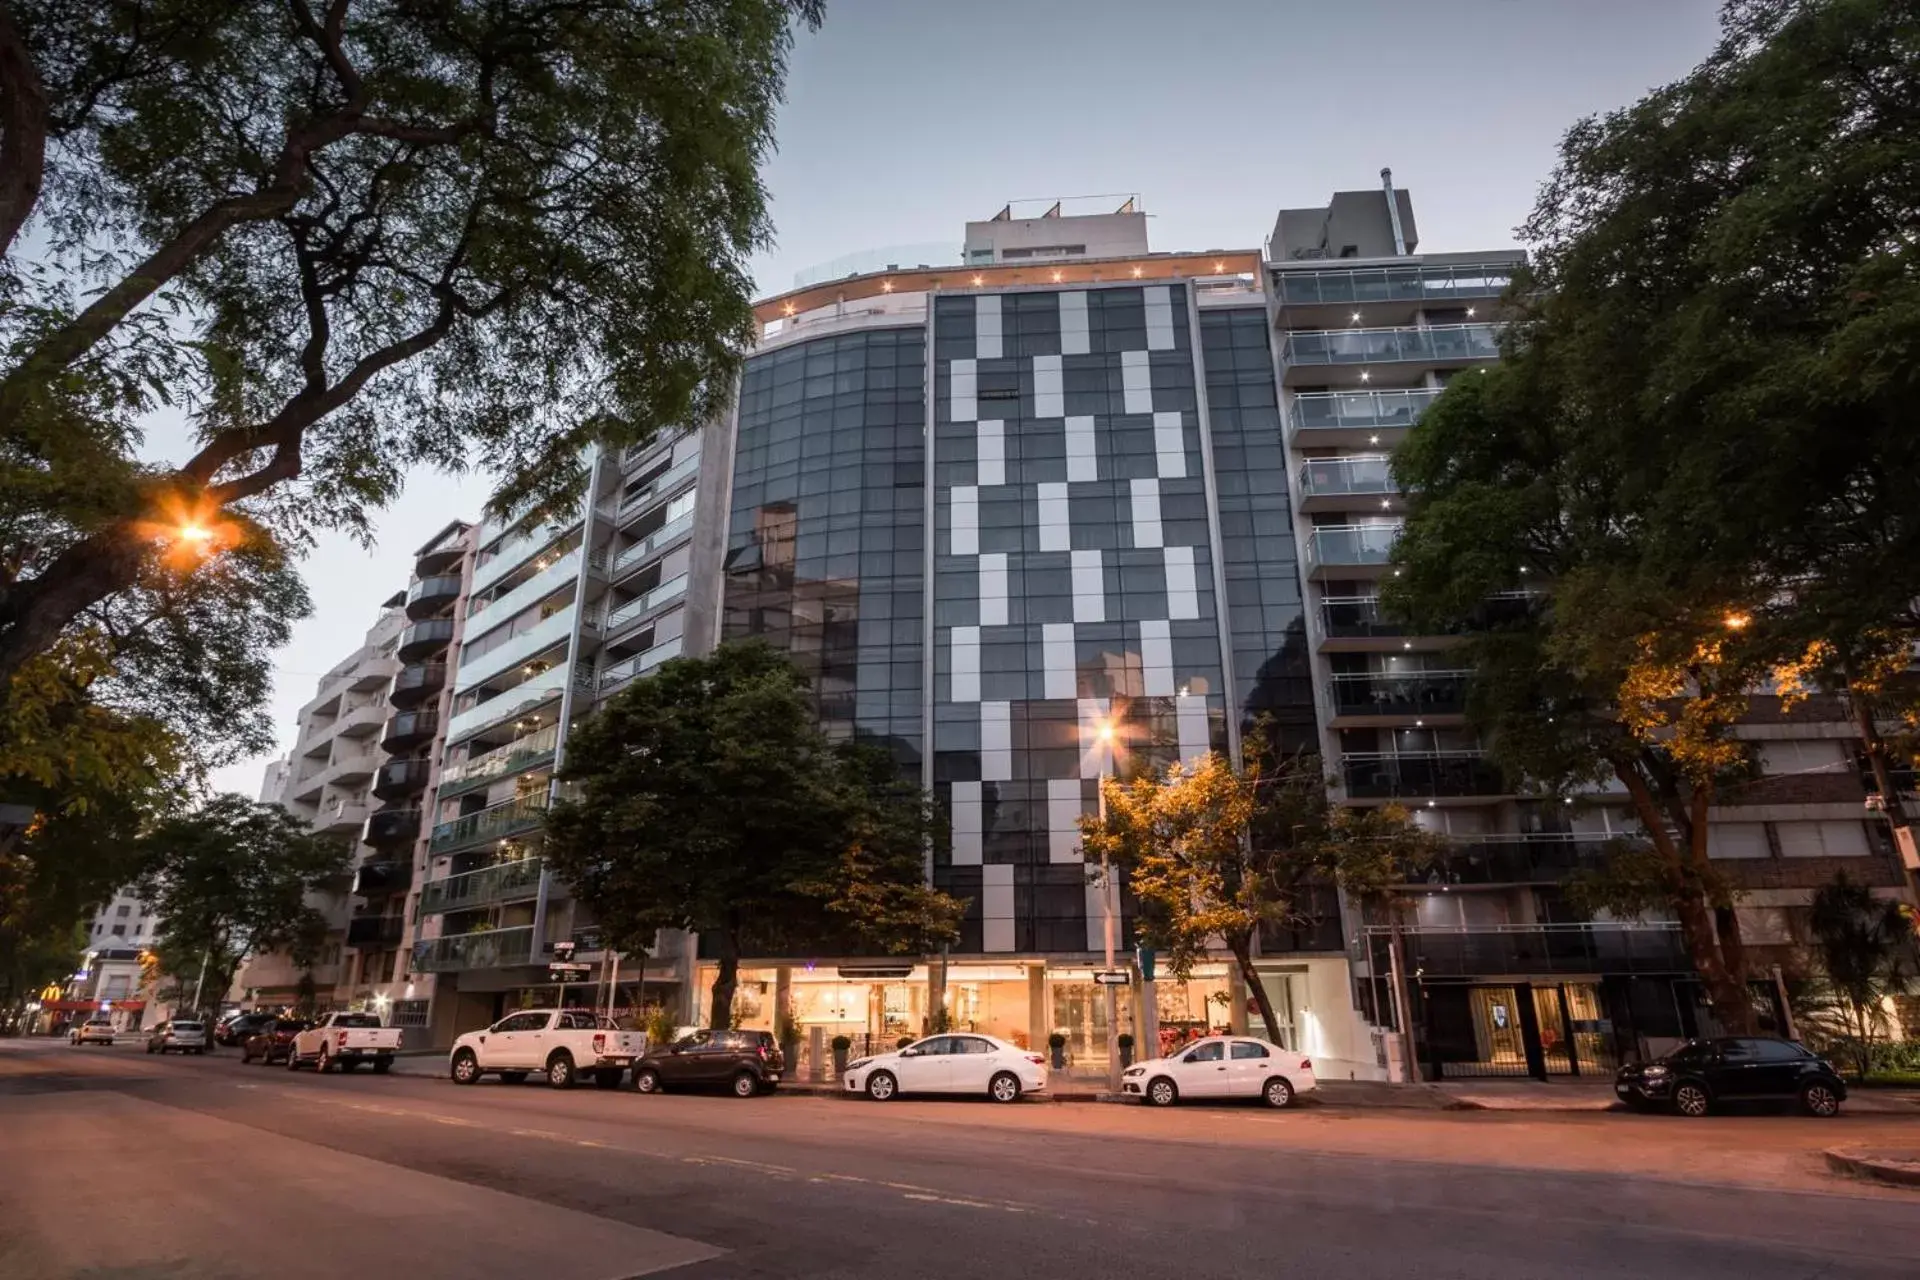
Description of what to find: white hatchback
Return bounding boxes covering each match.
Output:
[1123,1036,1316,1108]
[845,1034,1048,1103]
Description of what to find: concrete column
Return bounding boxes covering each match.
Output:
[773,966,792,1034]
[1229,975,1250,1036]
[927,956,947,1034]
[1027,964,1048,1054]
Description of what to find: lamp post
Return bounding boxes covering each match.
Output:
[1096,721,1122,1095]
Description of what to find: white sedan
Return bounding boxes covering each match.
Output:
[845,1033,1048,1103]
[1123,1035,1316,1108]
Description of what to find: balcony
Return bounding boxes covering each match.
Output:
[465,546,586,640]
[1288,387,1442,447]
[371,757,432,799]
[1273,260,1517,322]
[415,529,467,577]
[611,509,696,579]
[346,915,406,947]
[617,450,702,519]
[600,636,683,692]
[419,856,545,915]
[1415,834,1618,887]
[428,795,550,856]
[1298,455,1399,513]
[437,723,560,800]
[364,806,422,845]
[405,574,464,621]
[1327,670,1470,723]
[316,795,372,835]
[380,709,440,753]
[288,744,380,801]
[412,925,537,973]
[1340,751,1506,799]
[445,664,585,746]
[398,619,457,662]
[605,573,689,638]
[453,604,576,695]
[1305,524,1400,579]
[389,662,446,709]
[352,858,413,896]
[1280,323,1503,387]
[1365,922,1690,978]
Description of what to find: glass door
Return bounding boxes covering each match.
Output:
[1532,986,1572,1074]
[1468,986,1527,1068]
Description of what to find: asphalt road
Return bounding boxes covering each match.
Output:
[3,1037,1918,1280]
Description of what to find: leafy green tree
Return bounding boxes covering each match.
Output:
[1807,871,1916,1077]
[133,792,351,1012]
[1080,746,1442,1048]
[544,642,964,1028]
[0,0,820,690]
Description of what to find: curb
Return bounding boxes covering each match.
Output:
[1824,1148,1920,1189]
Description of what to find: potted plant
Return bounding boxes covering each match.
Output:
[896,1035,914,1051]
[1117,1032,1135,1068]
[643,1004,677,1053]
[776,1004,802,1074]
[831,1034,852,1075]
[1048,1031,1067,1070]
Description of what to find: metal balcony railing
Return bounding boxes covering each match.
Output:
[1305,524,1400,570]
[418,857,544,915]
[412,925,536,973]
[1290,388,1442,435]
[1300,455,1398,500]
[1328,670,1470,717]
[618,451,701,515]
[1412,834,1620,887]
[605,574,689,633]
[612,510,696,576]
[600,636,683,690]
[1283,323,1503,368]
[1275,261,1517,307]
[1364,922,1689,977]
[1340,751,1506,798]
[437,723,561,799]
[428,795,550,855]
[346,915,406,947]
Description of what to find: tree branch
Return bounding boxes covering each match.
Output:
[0,0,48,261]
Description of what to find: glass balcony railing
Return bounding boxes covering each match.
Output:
[600,636,683,690]
[1319,595,1403,639]
[346,915,406,947]
[419,856,544,915]
[445,664,588,745]
[1275,261,1517,308]
[1416,834,1619,886]
[397,619,457,661]
[1305,524,1400,570]
[1364,922,1689,978]
[1328,669,1471,717]
[618,451,701,515]
[605,574,689,633]
[1283,323,1502,368]
[428,795,550,855]
[1299,455,1397,500]
[351,858,412,895]
[412,925,536,973]
[1340,751,1506,798]
[612,510,696,576]
[364,806,421,844]
[388,662,446,708]
[437,723,561,799]
[1290,388,1442,436]
[454,605,576,694]
[466,546,582,631]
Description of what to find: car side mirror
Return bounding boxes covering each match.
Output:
[900,1047,920,1058]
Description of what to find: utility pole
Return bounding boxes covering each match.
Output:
[188,949,210,1017]
[1385,917,1418,1084]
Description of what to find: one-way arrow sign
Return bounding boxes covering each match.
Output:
[1092,970,1130,986]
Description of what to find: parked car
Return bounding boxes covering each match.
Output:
[240,1019,309,1065]
[1122,1035,1316,1109]
[287,1011,404,1073]
[69,1018,116,1046]
[449,1009,645,1089]
[842,1033,1045,1103]
[215,1011,279,1047]
[633,1029,787,1098]
[1614,1036,1847,1117]
[146,1020,209,1055]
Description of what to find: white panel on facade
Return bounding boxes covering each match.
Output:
[976,295,1003,360]
[1130,477,1163,549]
[1144,285,1176,351]
[1038,481,1071,552]
[1077,696,1113,779]
[1153,411,1187,479]
[951,484,978,556]
[1043,622,1077,699]
[1065,415,1098,482]
[1085,874,1112,953]
[952,358,977,423]
[1164,545,1199,619]
[977,419,1005,487]
[1777,820,1872,858]
[983,864,1016,952]
[1707,821,1769,859]
[1140,619,1175,697]
[950,625,980,703]
[981,701,1012,780]
[950,780,983,866]
[1177,692,1210,763]
[1048,777,1085,864]
[1122,350,1153,414]
[1072,548,1105,623]
[1757,739,1848,775]
[978,553,1009,627]
[1059,291,1090,356]
[1034,353,1065,419]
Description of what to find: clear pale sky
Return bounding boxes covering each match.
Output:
[210,0,1726,795]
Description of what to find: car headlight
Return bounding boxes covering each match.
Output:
[847,1058,872,1071]
[1123,1065,1145,1076]
[1642,1065,1669,1078]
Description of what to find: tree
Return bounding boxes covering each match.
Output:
[1807,871,1915,1077]
[1079,745,1443,1048]
[0,0,821,691]
[133,792,351,1011]
[544,642,964,1028]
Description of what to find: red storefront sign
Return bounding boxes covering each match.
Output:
[41,999,145,1012]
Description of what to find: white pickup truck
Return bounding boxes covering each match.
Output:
[449,1008,644,1090]
[288,1011,404,1073]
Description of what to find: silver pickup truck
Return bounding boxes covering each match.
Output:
[288,1011,404,1073]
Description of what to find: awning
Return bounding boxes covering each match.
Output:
[41,999,145,1013]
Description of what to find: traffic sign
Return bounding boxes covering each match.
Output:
[547,962,592,981]
[1092,970,1129,986]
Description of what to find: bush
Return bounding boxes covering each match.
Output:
[896,1036,914,1050]
[1870,1041,1920,1074]
[1048,1032,1067,1049]
[831,1034,851,1052]
[1116,1033,1134,1048]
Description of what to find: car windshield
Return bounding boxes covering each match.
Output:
[274,1021,304,1032]
[1665,1040,1712,1065]
[332,1013,382,1028]
[172,1022,203,1031]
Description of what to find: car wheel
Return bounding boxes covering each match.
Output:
[866,1070,898,1102]
[732,1071,760,1098]
[500,1071,528,1086]
[1262,1077,1295,1109]
[594,1069,624,1090]
[451,1050,480,1085]
[1800,1081,1841,1118]
[371,1057,392,1075]
[286,1048,302,1070]
[320,1046,338,1074]
[1146,1076,1179,1107]
[241,1046,253,1064]
[145,1043,155,1054]
[547,1052,576,1089]
[633,1068,662,1094]
[989,1071,1021,1104]
[1672,1081,1711,1117]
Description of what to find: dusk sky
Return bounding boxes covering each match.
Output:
[211,0,1726,795]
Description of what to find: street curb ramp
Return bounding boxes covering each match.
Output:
[1824,1148,1920,1189]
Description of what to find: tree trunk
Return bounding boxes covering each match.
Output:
[1224,932,1282,1047]
[708,930,738,1031]
[0,527,147,694]
[1844,673,1910,826]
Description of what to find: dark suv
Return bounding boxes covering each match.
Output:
[632,1030,785,1098]
[215,1012,279,1047]
[1615,1036,1847,1117]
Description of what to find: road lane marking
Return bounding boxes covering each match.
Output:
[902,1193,1002,1210]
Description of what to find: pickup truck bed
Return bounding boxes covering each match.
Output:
[289,1014,404,1073]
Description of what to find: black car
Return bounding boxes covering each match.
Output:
[632,1030,785,1097]
[215,1012,279,1047]
[240,1018,309,1065]
[1615,1036,1847,1117]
